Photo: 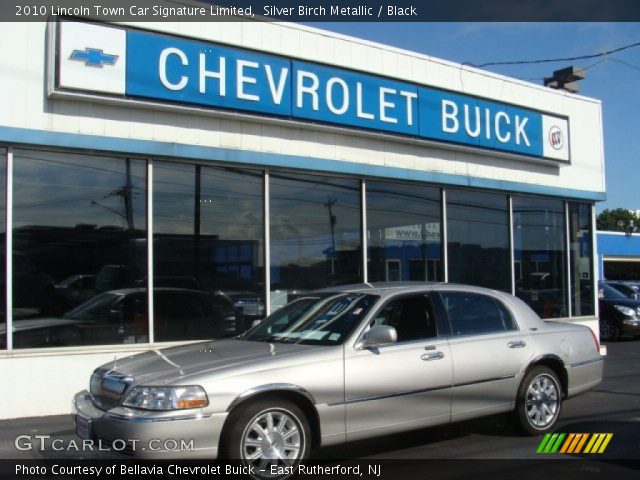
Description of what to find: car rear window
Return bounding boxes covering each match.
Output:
[439,292,517,336]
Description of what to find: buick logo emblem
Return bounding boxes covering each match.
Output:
[549,126,564,150]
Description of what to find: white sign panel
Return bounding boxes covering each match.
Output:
[58,22,126,95]
[384,223,441,242]
[542,115,570,162]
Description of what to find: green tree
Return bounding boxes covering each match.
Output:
[597,208,638,232]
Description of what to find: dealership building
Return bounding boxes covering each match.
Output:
[0,18,605,418]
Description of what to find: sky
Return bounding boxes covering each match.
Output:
[306,22,640,213]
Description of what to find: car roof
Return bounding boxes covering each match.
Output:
[315,282,508,298]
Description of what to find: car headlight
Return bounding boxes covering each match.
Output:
[614,305,636,317]
[123,386,208,410]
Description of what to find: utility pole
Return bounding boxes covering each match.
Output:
[323,196,337,277]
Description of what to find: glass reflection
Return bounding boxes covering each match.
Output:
[569,202,595,316]
[367,181,442,282]
[11,149,147,348]
[153,162,264,341]
[270,173,361,312]
[446,189,510,291]
[513,196,567,318]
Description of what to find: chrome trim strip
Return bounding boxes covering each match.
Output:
[569,357,604,368]
[104,412,214,423]
[329,374,517,406]
[227,383,317,412]
[328,384,451,406]
[452,374,516,389]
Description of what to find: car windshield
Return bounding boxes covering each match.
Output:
[601,284,629,301]
[64,292,123,321]
[242,293,378,345]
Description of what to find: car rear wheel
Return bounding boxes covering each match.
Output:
[222,398,311,472]
[599,319,620,342]
[514,366,562,435]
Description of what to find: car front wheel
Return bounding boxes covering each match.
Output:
[514,366,562,435]
[222,398,311,472]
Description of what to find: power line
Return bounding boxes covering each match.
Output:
[608,57,640,72]
[467,40,640,68]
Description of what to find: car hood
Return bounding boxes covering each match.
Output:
[600,298,640,308]
[100,339,324,386]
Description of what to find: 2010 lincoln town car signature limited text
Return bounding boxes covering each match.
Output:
[73,283,603,467]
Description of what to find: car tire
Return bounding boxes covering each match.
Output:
[513,366,562,436]
[600,319,620,342]
[221,398,311,471]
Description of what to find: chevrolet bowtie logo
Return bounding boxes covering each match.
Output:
[70,48,118,67]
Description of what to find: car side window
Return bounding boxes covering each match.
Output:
[439,292,517,336]
[370,295,437,342]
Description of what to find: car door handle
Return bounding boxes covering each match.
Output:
[508,340,527,349]
[421,351,445,361]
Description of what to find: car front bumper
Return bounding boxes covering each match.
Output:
[621,319,640,336]
[73,390,227,459]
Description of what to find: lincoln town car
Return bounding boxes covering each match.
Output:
[74,283,603,468]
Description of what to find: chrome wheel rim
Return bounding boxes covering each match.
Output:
[242,410,302,468]
[525,374,560,428]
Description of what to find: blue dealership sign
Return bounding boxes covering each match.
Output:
[56,21,570,163]
[418,88,543,157]
[126,31,292,117]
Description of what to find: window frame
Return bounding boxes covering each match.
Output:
[353,292,444,348]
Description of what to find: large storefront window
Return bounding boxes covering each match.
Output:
[0,148,5,349]
[446,189,510,291]
[367,181,442,282]
[513,197,567,318]
[270,173,361,312]
[153,162,264,341]
[569,202,595,316]
[12,150,147,348]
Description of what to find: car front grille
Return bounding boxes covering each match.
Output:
[90,369,133,409]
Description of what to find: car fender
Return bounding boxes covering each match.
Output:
[226,383,317,412]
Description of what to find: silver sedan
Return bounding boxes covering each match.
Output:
[74,283,603,468]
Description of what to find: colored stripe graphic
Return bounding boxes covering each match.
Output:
[537,433,613,454]
[559,433,575,453]
[537,433,552,453]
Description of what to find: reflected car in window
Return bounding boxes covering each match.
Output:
[598,282,640,341]
[74,283,602,468]
[54,274,96,310]
[3,288,242,348]
[605,281,640,300]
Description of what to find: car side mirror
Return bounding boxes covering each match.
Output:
[360,325,397,349]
